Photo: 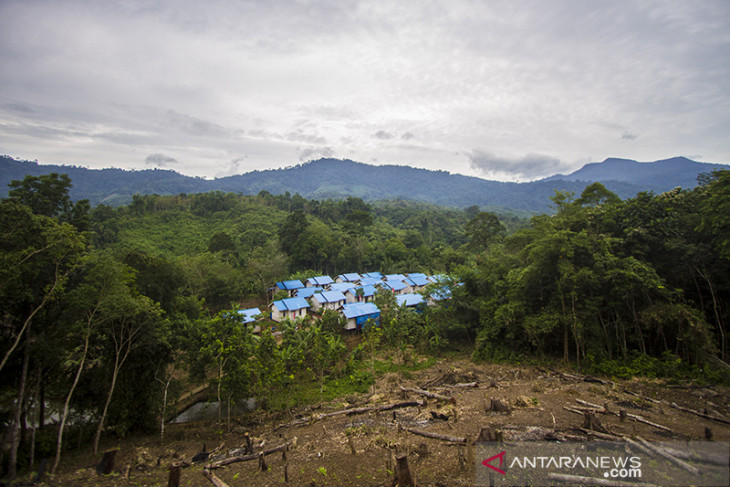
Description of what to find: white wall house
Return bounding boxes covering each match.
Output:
[310,291,347,311]
[270,297,310,322]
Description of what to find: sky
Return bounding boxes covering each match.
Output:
[1,0,728,181]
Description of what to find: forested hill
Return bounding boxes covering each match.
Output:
[1,155,726,211]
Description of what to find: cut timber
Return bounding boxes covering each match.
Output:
[167,463,181,487]
[202,468,230,487]
[273,401,422,431]
[96,450,117,475]
[635,436,700,475]
[574,399,673,434]
[207,438,295,470]
[406,427,466,444]
[486,398,510,412]
[400,386,455,404]
[670,402,730,426]
[437,382,478,389]
[582,412,609,434]
[547,472,658,487]
[394,454,415,487]
[475,426,503,443]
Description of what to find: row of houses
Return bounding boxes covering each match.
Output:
[239,272,450,332]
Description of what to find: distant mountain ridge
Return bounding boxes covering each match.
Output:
[0,155,726,213]
[542,156,724,191]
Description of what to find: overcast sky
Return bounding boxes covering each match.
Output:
[1,0,728,181]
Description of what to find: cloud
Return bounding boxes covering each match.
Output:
[622,132,638,140]
[374,130,395,140]
[468,150,570,180]
[299,147,334,161]
[401,132,415,141]
[3,103,34,113]
[145,153,178,167]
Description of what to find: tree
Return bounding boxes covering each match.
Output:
[465,212,506,249]
[7,173,89,230]
[93,281,163,454]
[52,254,132,472]
[200,309,254,423]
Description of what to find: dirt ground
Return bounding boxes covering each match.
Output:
[29,360,730,487]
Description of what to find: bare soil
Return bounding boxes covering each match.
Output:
[29,360,730,486]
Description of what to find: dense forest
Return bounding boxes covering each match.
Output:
[1,169,729,479]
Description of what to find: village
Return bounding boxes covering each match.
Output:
[237,272,451,332]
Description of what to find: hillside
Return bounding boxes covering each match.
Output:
[43,357,730,487]
[1,155,726,212]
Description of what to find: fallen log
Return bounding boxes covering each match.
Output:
[547,472,658,487]
[670,402,730,426]
[202,468,230,487]
[273,400,423,431]
[436,382,478,389]
[406,427,467,444]
[207,438,296,470]
[577,427,622,441]
[635,436,700,475]
[400,386,455,404]
[574,400,673,434]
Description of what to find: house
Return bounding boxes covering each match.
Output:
[341,302,380,331]
[238,308,262,324]
[310,291,347,311]
[405,275,430,292]
[384,273,407,282]
[344,285,377,303]
[336,273,361,283]
[406,272,428,280]
[361,271,383,280]
[384,280,411,295]
[275,279,305,297]
[296,287,324,299]
[270,296,310,322]
[396,293,425,310]
[427,285,452,306]
[359,277,383,287]
[305,275,334,287]
[328,282,357,294]
[238,307,262,333]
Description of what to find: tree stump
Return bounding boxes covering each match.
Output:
[394,454,415,486]
[486,398,510,412]
[97,449,117,475]
[258,451,268,472]
[168,463,181,487]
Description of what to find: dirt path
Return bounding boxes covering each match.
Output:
[38,360,730,486]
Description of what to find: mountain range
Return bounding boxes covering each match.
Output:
[0,155,726,213]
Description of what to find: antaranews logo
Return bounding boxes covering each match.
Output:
[477,441,729,487]
[481,451,506,475]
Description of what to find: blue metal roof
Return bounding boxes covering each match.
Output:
[396,293,425,307]
[276,279,305,290]
[341,302,380,319]
[385,280,408,292]
[271,296,310,311]
[296,287,323,298]
[328,282,356,293]
[348,285,376,297]
[362,272,383,279]
[312,291,346,303]
[359,277,382,287]
[406,276,430,287]
[307,275,334,286]
[238,308,261,323]
[406,272,428,279]
[384,273,407,282]
[337,273,361,282]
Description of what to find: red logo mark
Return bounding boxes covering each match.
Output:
[482,451,507,475]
